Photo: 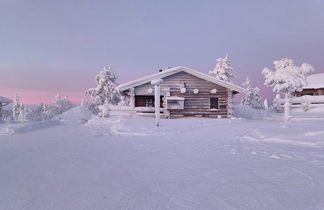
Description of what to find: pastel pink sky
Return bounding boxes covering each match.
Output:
[1,0,324,104]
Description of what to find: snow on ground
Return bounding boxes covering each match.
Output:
[0,109,324,209]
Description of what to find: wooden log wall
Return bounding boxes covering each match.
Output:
[133,71,232,118]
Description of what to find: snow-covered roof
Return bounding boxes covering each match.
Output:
[304,73,324,89]
[117,66,244,93]
[0,96,13,103]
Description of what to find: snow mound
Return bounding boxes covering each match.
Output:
[233,105,266,119]
[59,106,92,123]
[85,117,156,136]
[0,120,60,135]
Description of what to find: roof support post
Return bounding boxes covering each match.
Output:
[151,79,163,127]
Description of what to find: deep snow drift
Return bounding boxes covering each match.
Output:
[0,108,324,210]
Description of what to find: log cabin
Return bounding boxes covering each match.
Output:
[116,66,243,118]
[293,73,324,97]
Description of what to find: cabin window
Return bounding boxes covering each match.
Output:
[210,98,219,109]
[135,96,163,107]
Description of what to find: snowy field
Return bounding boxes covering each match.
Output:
[1,108,324,209]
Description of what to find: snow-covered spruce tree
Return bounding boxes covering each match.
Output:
[209,55,234,82]
[241,77,264,110]
[262,58,314,121]
[12,94,21,121]
[85,66,125,117]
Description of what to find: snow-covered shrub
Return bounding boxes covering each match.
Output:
[262,58,314,121]
[301,96,311,112]
[80,99,99,115]
[209,55,234,82]
[272,94,282,112]
[98,104,110,118]
[241,77,264,110]
[0,109,12,122]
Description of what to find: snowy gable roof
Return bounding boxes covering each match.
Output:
[304,73,324,89]
[0,96,13,103]
[117,66,244,93]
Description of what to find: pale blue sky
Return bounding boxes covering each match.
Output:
[1,0,324,103]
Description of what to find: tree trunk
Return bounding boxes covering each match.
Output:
[284,93,291,122]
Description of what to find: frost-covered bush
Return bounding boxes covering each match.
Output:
[272,94,282,113]
[301,96,311,112]
[209,55,234,82]
[262,58,314,121]
[80,99,99,115]
[241,77,264,110]
[98,104,110,118]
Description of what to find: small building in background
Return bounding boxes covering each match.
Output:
[294,73,324,96]
[0,96,13,120]
[116,66,243,118]
[0,96,12,108]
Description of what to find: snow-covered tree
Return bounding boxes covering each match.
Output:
[54,94,73,115]
[25,103,47,121]
[262,58,314,121]
[12,94,21,121]
[85,66,124,106]
[209,55,234,82]
[18,104,27,122]
[85,66,126,117]
[241,77,264,110]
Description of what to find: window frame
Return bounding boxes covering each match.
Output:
[210,97,219,109]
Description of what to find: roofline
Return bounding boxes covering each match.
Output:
[0,96,13,103]
[116,66,244,93]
